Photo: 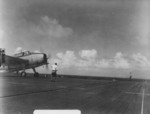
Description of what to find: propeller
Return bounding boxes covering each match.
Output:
[40,47,51,71]
[43,53,51,71]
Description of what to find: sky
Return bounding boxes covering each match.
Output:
[1,0,150,79]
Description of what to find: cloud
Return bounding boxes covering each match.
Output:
[49,50,150,78]
[56,50,77,67]
[53,49,150,71]
[54,50,131,69]
[95,59,110,68]
[132,53,150,69]
[15,47,23,53]
[79,49,97,60]
[113,52,130,69]
[55,49,98,68]
[95,52,131,69]
[34,16,73,38]
[77,49,98,67]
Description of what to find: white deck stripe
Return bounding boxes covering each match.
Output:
[141,89,145,114]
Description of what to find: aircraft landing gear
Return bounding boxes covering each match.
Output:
[21,65,26,77]
[34,72,39,77]
[21,71,27,77]
[32,68,39,77]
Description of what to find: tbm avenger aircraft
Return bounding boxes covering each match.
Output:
[0,48,50,77]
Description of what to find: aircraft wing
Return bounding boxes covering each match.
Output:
[4,55,29,66]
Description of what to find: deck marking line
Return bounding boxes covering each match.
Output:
[125,92,150,96]
[141,89,145,114]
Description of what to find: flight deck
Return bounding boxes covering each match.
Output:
[0,74,150,114]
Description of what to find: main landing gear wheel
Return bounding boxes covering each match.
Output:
[21,71,27,77]
[34,72,39,77]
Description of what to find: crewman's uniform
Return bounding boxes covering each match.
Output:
[51,64,58,81]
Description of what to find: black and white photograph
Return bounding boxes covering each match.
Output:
[0,0,150,114]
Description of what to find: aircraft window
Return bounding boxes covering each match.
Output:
[14,51,31,56]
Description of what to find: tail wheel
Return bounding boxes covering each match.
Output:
[34,72,39,77]
[21,71,27,77]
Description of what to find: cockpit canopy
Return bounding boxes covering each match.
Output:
[14,51,31,57]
